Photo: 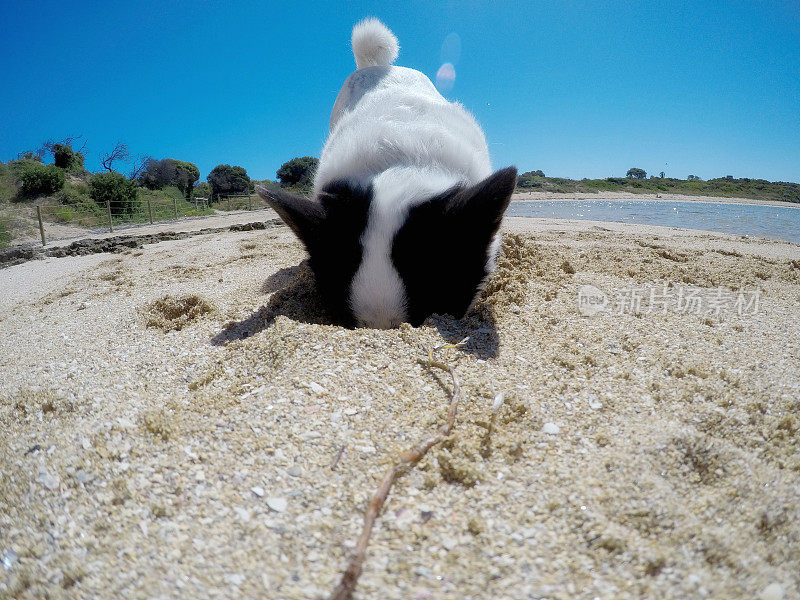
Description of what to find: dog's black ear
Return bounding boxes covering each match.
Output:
[257,185,325,246]
[445,166,517,232]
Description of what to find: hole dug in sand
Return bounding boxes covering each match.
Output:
[146,294,214,332]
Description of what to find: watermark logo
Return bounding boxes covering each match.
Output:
[577,285,609,316]
[577,282,760,317]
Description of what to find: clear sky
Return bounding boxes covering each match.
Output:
[1,1,798,183]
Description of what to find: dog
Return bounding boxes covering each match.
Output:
[257,18,516,328]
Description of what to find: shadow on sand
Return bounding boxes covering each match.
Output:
[425,306,500,359]
[210,261,331,345]
[211,260,500,358]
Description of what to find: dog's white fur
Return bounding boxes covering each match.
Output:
[315,19,494,327]
[351,17,400,69]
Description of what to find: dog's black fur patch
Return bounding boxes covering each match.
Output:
[259,182,372,326]
[311,181,372,325]
[391,167,517,325]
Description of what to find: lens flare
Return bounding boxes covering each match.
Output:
[440,32,461,65]
[436,62,456,92]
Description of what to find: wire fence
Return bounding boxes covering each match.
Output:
[30,192,274,246]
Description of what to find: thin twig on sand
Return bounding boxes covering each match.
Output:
[331,445,346,471]
[327,350,464,600]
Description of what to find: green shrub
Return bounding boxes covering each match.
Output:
[52,182,102,224]
[16,161,65,198]
[89,172,139,217]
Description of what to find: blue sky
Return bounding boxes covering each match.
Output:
[1,1,798,182]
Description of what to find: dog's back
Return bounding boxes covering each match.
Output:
[258,19,516,329]
[316,19,492,196]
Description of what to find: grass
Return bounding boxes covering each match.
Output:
[0,217,11,248]
[517,174,800,203]
[0,162,18,204]
[136,186,215,223]
[0,202,36,247]
[40,184,215,228]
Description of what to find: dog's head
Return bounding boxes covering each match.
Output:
[257,166,516,328]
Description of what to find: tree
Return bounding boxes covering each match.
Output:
[626,168,646,179]
[139,158,199,201]
[172,160,200,202]
[100,142,131,172]
[139,158,174,189]
[276,156,318,187]
[51,144,86,173]
[41,136,88,172]
[517,170,546,188]
[687,175,700,181]
[207,164,250,201]
[52,144,75,169]
[128,154,152,180]
[89,172,138,216]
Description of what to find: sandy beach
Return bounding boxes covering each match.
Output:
[1,215,799,599]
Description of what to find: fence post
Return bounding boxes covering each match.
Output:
[248,193,252,211]
[173,197,178,220]
[36,205,46,246]
[227,195,232,211]
[106,201,114,233]
[147,197,153,224]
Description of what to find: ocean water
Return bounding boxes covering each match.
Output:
[506,200,800,244]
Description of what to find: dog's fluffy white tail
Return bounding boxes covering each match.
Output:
[352,18,399,69]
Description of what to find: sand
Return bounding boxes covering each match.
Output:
[1,215,799,600]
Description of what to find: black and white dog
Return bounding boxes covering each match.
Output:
[257,18,516,328]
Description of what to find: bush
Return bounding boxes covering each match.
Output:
[16,161,65,198]
[53,184,103,224]
[58,181,91,204]
[89,172,139,217]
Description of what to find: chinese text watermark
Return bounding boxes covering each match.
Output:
[577,283,760,317]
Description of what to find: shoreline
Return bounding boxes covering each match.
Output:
[511,190,800,208]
